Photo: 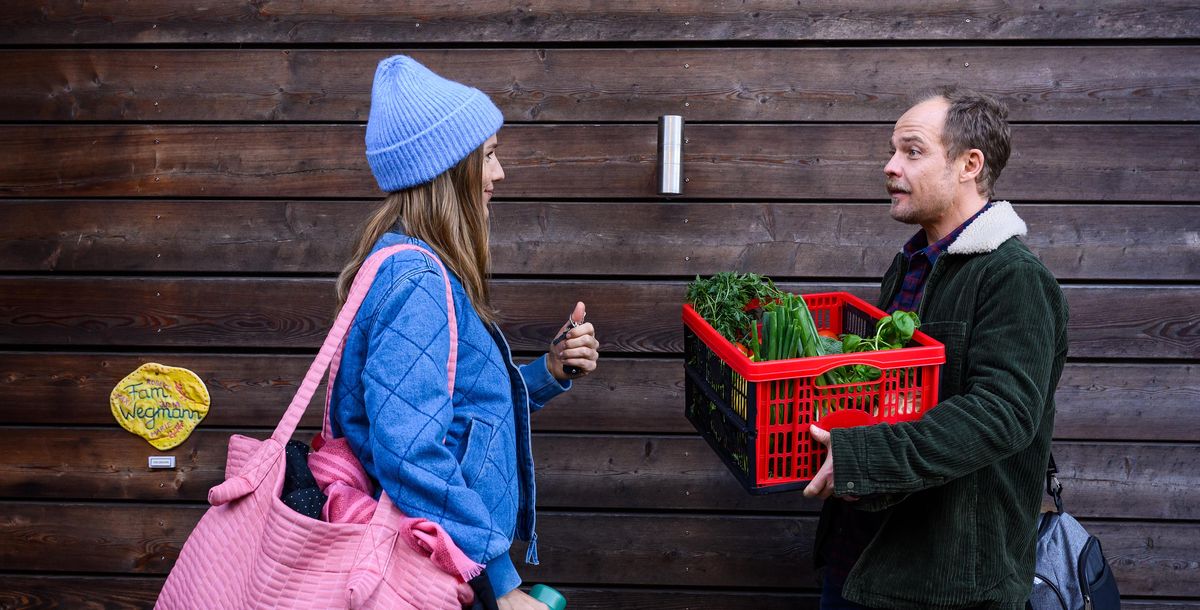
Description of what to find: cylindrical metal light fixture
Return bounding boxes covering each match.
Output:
[658,115,683,196]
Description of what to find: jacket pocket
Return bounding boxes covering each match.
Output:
[918,321,968,397]
[458,418,495,487]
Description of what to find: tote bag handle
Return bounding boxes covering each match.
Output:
[270,244,458,447]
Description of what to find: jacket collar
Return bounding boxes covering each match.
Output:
[945,200,1027,255]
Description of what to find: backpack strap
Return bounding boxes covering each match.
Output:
[1046,452,1064,513]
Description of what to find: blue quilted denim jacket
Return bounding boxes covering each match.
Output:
[330,232,569,596]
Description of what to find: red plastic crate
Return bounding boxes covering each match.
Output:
[683,291,945,494]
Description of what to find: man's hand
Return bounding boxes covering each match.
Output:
[803,424,836,499]
[804,423,860,501]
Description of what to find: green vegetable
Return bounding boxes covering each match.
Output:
[748,319,762,360]
[686,272,783,345]
[754,293,823,363]
[818,335,843,356]
[822,310,922,394]
[752,293,832,423]
[841,311,920,354]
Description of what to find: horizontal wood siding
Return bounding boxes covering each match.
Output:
[0,2,1196,608]
[1,428,1195,521]
[2,577,1197,610]
[2,48,1198,122]
[2,1,1197,43]
[2,504,1196,595]
[1,279,1195,359]
[3,124,1197,200]
[2,201,1197,280]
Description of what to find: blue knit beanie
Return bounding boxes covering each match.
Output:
[365,55,504,192]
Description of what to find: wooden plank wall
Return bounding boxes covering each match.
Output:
[1,3,1198,608]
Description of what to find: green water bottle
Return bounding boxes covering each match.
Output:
[529,584,566,610]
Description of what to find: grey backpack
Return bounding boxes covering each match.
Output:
[1028,455,1120,610]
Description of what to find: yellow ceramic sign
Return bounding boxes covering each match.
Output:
[110,363,210,450]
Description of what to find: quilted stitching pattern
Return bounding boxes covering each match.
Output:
[330,236,521,569]
[159,440,470,609]
[157,245,472,609]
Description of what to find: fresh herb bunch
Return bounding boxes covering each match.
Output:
[686,272,783,344]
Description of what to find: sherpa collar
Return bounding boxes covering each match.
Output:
[945,200,1027,255]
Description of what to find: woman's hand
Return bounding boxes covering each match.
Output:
[497,588,548,610]
[546,301,599,381]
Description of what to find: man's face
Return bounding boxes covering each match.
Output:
[884,98,958,226]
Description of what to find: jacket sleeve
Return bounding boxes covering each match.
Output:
[519,355,570,413]
[357,262,510,565]
[831,260,1067,497]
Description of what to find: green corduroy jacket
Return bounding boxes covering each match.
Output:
[816,202,1069,610]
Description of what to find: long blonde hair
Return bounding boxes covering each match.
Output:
[336,145,497,325]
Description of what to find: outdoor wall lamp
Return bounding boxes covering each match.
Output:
[658,115,684,196]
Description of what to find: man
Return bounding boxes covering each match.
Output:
[803,86,1069,610]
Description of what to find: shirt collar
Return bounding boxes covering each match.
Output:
[901,201,994,263]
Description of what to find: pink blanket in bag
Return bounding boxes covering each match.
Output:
[309,437,484,583]
[306,241,483,584]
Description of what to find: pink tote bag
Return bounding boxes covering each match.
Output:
[156,245,476,610]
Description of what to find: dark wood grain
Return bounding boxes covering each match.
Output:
[2,1,1196,43]
[0,577,819,610]
[4,200,1197,282]
[0,576,162,610]
[0,353,329,428]
[521,515,1197,593]
[525,512,821,588]
[0,276,339,349]
[683,123,1200,203]
[1053,363,1200,442]
[532,438,1200,519]
[4,47,1197,122]
[0,502,189,575]
[1047,442,1200,521]
[2,576,1194,610]
[1,0,1197,604]
[3,355,1196,442]
[1,577,1196,610]
[1086,521,1200,599]
[544,591,1200,610]
[2,503,1193,594]
[0,428,270,502]
[0,353,685,432]
[2,124,1196,201]
[0,278,1195,359]
[1,428,1194,520]
[0,199,364,275]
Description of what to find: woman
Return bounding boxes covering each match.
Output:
[329,55,599,610]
